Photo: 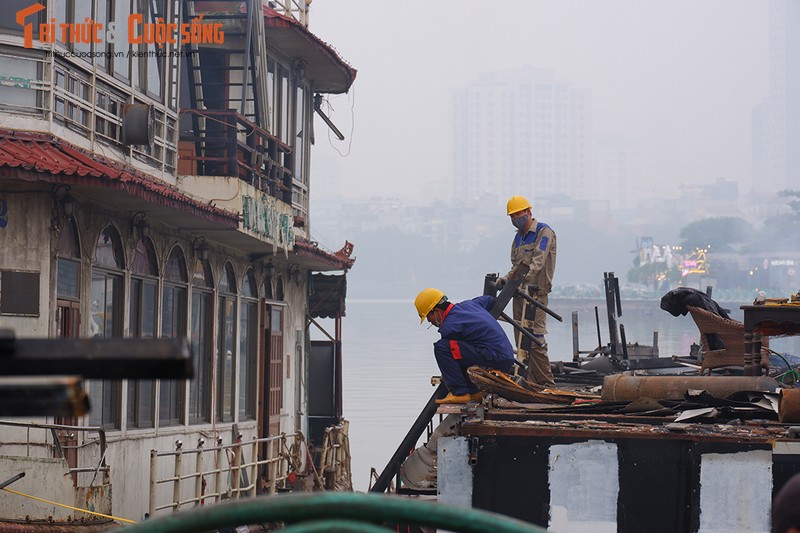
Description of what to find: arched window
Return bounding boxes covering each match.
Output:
[130,238,159,339]
[189,257,213,424]
[160,245,188,426]
[89,224,125,429]
[242,269,257,299]
[94,225,125,270]
[239,268,258,420]
[217,262,237,422]
[276,275,285,302]
[263,273,273,300]
[128,237,158,429]
[56,218,81,338]
[131,238,158,277]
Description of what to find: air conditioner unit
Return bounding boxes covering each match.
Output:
[122,103,155,146]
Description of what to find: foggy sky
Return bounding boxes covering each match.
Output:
[309,0,769,202]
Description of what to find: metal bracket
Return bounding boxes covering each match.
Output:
[468,437,480,466]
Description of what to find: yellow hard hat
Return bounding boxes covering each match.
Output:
[414,288,445,324]
[506,195,532,216]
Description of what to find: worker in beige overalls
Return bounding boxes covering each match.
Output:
[497,195,557,387]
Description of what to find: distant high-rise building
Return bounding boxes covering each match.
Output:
[451,67,591,204]
[752,0,800,194]
[594,134,639,211]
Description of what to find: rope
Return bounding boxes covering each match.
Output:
[1,487,137,524]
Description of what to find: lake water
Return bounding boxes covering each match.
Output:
[314,298,800,492]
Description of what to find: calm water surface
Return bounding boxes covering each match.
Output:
[317,298,799,491]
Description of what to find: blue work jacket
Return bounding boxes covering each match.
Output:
[437,296,514,363]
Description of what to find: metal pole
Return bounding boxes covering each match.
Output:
[594,306,602,349]
[268,438,277,494]
[239,0,254,116]
[619,324,629,360]
[499,311,543,348]
[233,439,242,499]
[214,439,223,503]
[572,311,579,362]
[250,440,259,497]
[370,383,447,493]
[513,288,563,322]
[0,472,25,490]
[194,439,204,507]
[604,272,620,354]
[173,443,183,512]
[149,450,157,518]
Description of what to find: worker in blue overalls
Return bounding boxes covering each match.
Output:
[414,288,515,404]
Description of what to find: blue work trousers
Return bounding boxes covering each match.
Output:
[433,339,513,395]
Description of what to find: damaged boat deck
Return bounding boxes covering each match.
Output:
[433,385,800,532]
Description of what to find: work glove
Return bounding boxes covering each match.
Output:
[495,276,507,290]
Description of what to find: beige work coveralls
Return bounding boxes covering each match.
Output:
[505,218,557,386]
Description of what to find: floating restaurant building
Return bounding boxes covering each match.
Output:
[0,0,355,525]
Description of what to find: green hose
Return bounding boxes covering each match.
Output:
[279,518,395,533]
[121,492,546,533]
[769,349,800,385]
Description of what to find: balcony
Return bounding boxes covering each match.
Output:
[178,109,294,206]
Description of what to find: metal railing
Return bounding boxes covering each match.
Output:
[0,420,109,485]
[148,432,305,517]
[179,108,293,202]
[0,47,178,175]
[269,0,311,27]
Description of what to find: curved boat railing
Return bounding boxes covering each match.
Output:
[121,492,545,533]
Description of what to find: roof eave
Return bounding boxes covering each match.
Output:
[294,237,355,272]
[0,129,238,228]
[264,7,357,94]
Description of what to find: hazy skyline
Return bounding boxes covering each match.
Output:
[309,0,769,203]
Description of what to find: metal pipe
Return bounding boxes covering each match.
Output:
[249,440,259,497]
[239,0,254,116]
[594,305,602,349]
[214,441,223,502]
[194,439,204,506]
[489,263,530,319]
[173,444,183,512]
[601,374,780,401]
[779,388,800,423]
[149,449,158,517]
[619,324,629,360]
[483,273,499,297]
[513,288,563,322]
[572,311,579,362]
[233,439,243,499]
[604,273,620,353]
[313,100,345,141]
[499,311,543,347]
[0,472,25,490]
[370,383,447,493]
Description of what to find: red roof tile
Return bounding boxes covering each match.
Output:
[0,129,238,226]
